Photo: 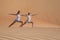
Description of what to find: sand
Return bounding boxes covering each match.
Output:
[0,0,60,40]
[0,26,60,40]
[0,0,60,25]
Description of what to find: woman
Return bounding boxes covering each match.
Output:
[9,10,23,27]
[20,12,33,28]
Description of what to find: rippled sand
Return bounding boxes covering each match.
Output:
[0,26,60,40]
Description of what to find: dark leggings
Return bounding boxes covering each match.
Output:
[9,20,23,27]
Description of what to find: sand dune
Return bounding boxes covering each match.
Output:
[0,0,60,26]
[0,0,60,40]
[0,27,60,40]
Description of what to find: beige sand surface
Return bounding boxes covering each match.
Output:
[0,0,60,40]
[0,0,60,26]
[0,26,60,40]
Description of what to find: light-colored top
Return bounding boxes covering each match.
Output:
[26,15,31,22]
[15,14,20,21]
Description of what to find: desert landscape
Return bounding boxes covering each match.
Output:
[0,27,60,40]
[0,0,60,40]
